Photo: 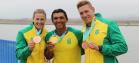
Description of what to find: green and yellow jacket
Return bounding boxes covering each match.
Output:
[82,13,128,63]
[16,23,47,63]
[45,27,84,63]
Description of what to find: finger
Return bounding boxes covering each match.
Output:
[29,43,35,46]
[82,43,87,49]
[29,43,35,47]
[29,42,35,45]
[47,44,54,47]
[29,40,32,42]
[89,43,95,49]
[47,41,52,44]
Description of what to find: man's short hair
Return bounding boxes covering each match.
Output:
[33,9,46,19]
[51,9,68,21]
[77,0,92,9]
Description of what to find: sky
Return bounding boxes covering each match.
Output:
[0,0,139,20]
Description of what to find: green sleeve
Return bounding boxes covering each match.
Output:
[69,27,84,55]
[75,30,84,55]
[45,31,53,43]
[100,21,128,56]
[16,31,31,60]
[77,32,84,55]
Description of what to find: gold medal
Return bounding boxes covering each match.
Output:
[50,37,58,44]
[33,36,41,43]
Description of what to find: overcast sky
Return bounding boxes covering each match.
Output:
[0,0,139,20]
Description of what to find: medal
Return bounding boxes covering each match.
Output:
[50,37,58,44]
[50,27,67,45]
[33,36,41,43]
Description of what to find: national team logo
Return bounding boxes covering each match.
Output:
[95,29,100,35]
[67,38,71,45]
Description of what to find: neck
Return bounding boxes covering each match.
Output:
[86,23,91,28]
[56,27,67,36]
[36,28,41,31]
[86,16,96,28]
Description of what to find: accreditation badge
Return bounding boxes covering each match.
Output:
[33,36,41,43]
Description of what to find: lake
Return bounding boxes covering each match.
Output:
[0,24,139,63]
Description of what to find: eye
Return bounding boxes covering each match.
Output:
[85,10,88,13]
[60,17,64,19]
[35,18,45,21]
[36,18,39,20]
[40,18,44,21]
[53,17,58,20]
[80,12,83,15]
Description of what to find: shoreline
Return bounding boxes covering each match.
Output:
[0,19,139,26]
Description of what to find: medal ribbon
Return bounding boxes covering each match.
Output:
[52,28,68,45]
[83,18,96,42]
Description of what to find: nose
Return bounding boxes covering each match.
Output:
[56,18,61,23]
[82,13,87,18]
[38,20,41,23]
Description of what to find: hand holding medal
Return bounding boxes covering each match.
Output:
[44,42,55,61]
[82,42,88,49]
[82,41,99,50]
[50,37,58,44]
[44,37,57,61]
[88,42,99,51]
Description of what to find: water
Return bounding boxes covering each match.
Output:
[0,24,139,63]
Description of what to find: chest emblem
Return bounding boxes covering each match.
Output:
[95,29,100,35]
[67,38,71,45]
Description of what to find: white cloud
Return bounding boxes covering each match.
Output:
[0,0,139,20]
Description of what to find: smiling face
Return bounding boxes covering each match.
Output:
[52,12,67,30]
[33,13,46,30]
[77,1,95,27]
[78,4,95,27]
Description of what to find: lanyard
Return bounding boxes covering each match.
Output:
[36,29,41,36]
[83,19,96,42]
[52,28,67,45]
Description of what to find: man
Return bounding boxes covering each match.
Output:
[45,9,84,63]
[16,9,48,63]
[77,1,128,63]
